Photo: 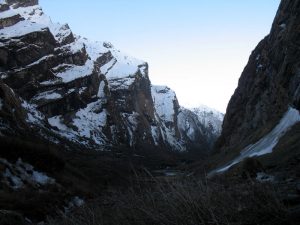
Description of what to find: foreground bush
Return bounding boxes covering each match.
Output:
[47,178,291,225]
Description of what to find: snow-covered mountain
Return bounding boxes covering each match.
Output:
[191,105,224,136]
[0,0,221,152]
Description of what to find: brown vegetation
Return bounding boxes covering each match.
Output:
[47,177,293,225]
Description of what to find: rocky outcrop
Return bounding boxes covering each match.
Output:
[214,0,300,172]
[0,80,28,133]
[6,0,38,8]
[0,14,23,29]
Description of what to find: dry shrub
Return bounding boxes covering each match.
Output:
[47,177,290,225]
[241,157,264,177]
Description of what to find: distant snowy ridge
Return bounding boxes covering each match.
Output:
[191,105,224,136]
[151,85,224,151]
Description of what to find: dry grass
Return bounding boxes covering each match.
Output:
[47,177,290,225]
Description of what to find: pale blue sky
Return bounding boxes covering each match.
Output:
[40,0,280,112]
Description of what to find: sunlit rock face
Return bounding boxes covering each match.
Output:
[215,0,300,171]
[0,0,223,152]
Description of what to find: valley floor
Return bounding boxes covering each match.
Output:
[0,137,300,225]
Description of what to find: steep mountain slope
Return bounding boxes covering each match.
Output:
[213,0,300,175]
[0,0,220,153]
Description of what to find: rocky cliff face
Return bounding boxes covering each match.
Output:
[0,0,221,152]
[214,0,300,173]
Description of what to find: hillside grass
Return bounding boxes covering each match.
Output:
[47,176,294,225]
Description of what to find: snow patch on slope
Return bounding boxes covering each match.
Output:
[0,5,71,43]
[151,125,160,146]
[122,112,139,146]
[0,20,47,38]
[160,124,185,151]
[73,103,107,145]
[108,77,136,90]
[48,100,108,146]
[57,41,85,55]
[76,36,108,61]
[151,86,185,151]
[105,49,146,80]
[211,107,300,174]
[152,85,177,123]
[54,60,94,83]
[97,81,106,98]
[21,101,44,124]
[0,158,55,189]
[33,90,62,101]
